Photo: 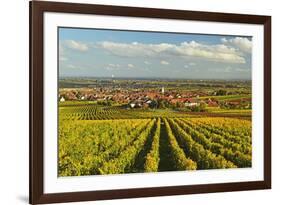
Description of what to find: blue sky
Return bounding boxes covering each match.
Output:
[59,27,252,79]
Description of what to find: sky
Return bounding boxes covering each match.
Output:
[59,27,252,79]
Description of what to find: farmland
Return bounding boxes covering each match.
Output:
[59,112,251,176]
[58,78,252,176]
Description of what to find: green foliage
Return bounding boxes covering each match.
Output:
[59,102,251,176]
[98,119,156,174]
[216,89,228,96]
[190,102,207,112]
[97,100,112,106]
[164,119,197,170]
[144,118,161,172]
[167,118,237,169]
[175,119,251,167]
[181,118,251,154]
[59,119,152,176]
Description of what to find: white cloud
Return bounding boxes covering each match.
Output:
[105,67,113,71]
[160,60,169,65]
[67,64,76,69]
[98,41,172,57]
[185,62,198,69]
[235,68,251,73]
[175,41,245,63]
[108,63,120,68]
[105,63,121,70]
[59,43,67,61]
[221,37,252,53]
[64,40,89,52]
[224,66,232,73]
[210,66,250,73]
[98,40,246,64]
[144,61,151,65]
[127,64,135,68]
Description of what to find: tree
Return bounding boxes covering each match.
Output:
[149,100,158,109]
[190,102,206,112]
[175,102,184,108]
[216,89,227,96]
[158,100,166,109]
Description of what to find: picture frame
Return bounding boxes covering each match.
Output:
[30,0,271,204]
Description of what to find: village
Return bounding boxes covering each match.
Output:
[59,84,251,111]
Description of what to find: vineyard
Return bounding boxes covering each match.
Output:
[59,103,250,121]
[59,104,252,176]
[59,103,192,120]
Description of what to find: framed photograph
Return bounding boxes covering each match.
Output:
[30,1,271,204]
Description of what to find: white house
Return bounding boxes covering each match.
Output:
[184,99,199,107]
[185,102,198,107]
[60,97,65,102]
[130,103,136,108]
[146,100,152,104]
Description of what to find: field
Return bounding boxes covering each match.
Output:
[59,99,252,176]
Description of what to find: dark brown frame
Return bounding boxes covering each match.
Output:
[30,1,271,204]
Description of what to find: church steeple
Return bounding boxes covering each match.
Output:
[161,87,165,94]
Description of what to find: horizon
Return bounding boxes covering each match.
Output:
[59,76,252,81]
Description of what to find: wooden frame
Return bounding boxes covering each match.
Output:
[30,1,271,204]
